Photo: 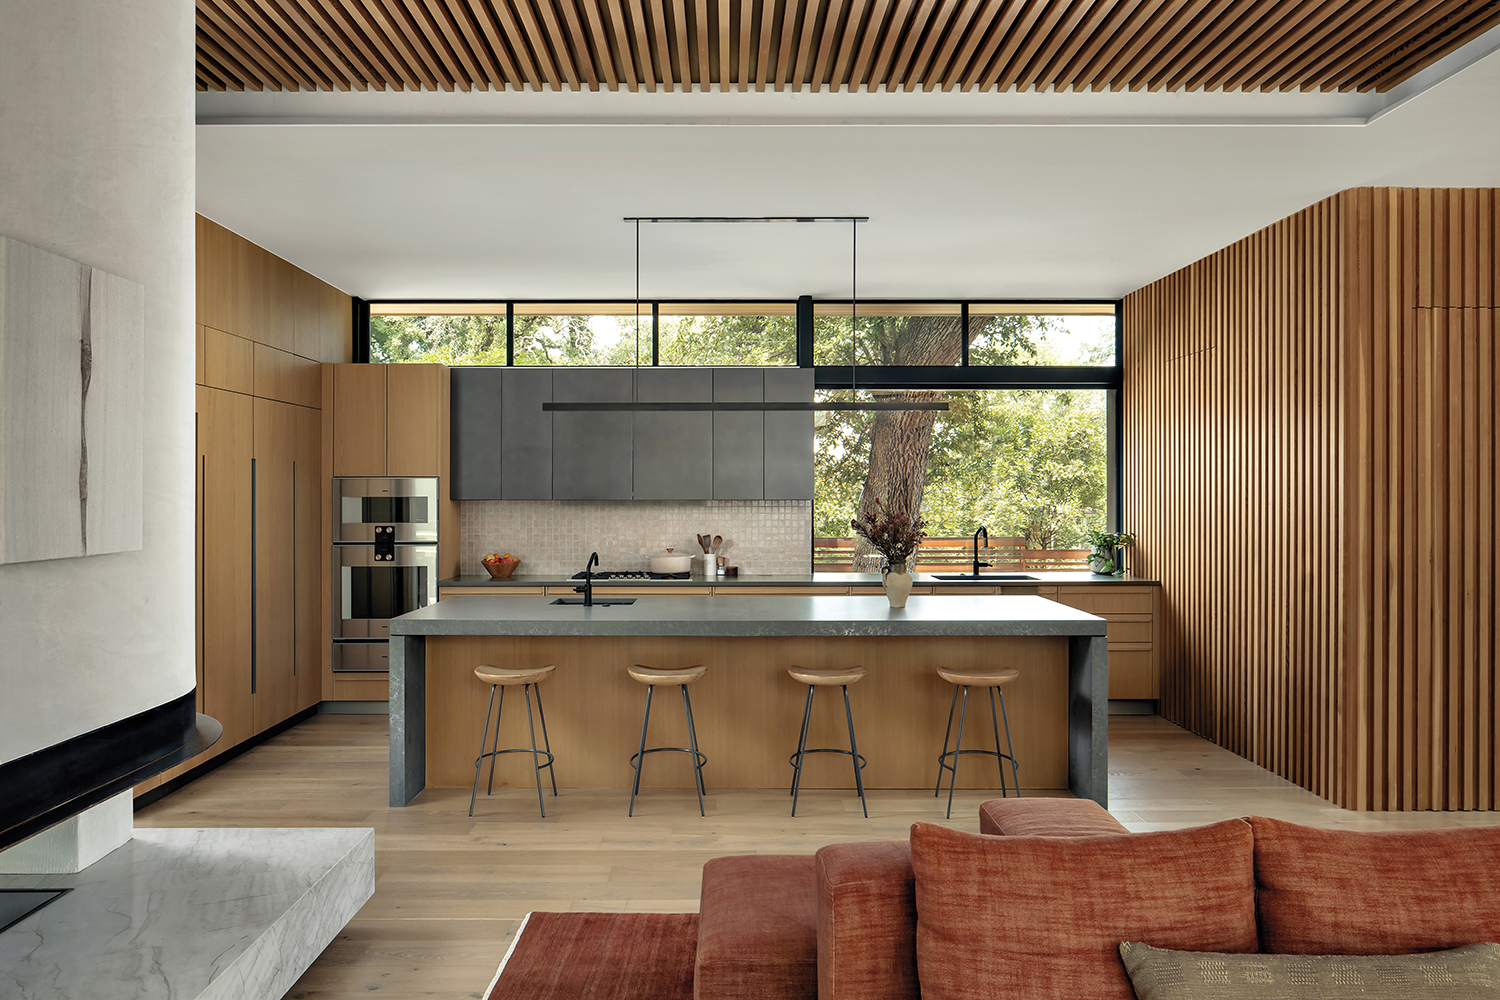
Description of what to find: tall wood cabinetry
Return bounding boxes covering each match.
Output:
[135,217,352,798]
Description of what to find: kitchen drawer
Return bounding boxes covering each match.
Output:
[1106,647,1155,699]
[931,585,997,595]
[1104,616,1153,644]
[1054,587,1155,615]
[716,586,850,595]
[332,674,390,701]
[439,586,546,598]
[849,585,933,596]
[544,585,714,596]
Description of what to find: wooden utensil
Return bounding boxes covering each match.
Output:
[712,535,722,554]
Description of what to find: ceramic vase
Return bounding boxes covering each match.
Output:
[1088,548,1115,575]
[883,560,913,608]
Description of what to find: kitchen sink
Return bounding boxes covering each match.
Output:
[550,597,637,606]
[931,573,1040,582]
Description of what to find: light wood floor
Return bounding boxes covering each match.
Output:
[133,714,1500,1000]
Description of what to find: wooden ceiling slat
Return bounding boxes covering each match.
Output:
[236,0,346,89]
[810,0,847,91]
[534,0,584,90]
[776,0,802,89]
[289,0,381,90]
[334,0,424,90]
[849,0,894,89]
[977,0,1051,91]
[1294,0,1465,91]
[200,2,310,89]
[884,0,938,90]
[756,0,777,90]
[512,0,565,89]
[1036,0,1123,90]
[1011,0,1090,91]
[198,0,1499,94]
[945,0,1010,91]
[693,0,712,88]
[557,0,600,90]
[903,0,960,91]
[921,0,981,90]
[374,0,452,90]
[868,0,918,89]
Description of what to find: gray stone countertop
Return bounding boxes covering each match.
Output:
[439,571,1159,588]
[390,594,1107,638]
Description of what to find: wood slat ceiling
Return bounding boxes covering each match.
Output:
[196,0,1500,94]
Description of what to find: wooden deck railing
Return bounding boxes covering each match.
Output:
[814,536,1090,573]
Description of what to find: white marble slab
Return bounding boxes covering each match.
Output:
[0,827,374,1000]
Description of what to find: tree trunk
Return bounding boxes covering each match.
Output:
[850,316,962,570]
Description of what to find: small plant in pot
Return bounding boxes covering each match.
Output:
[851,497,927,608]
[1085,530,1135,576]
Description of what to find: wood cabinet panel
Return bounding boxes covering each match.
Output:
[195,324,205,385]
[198,217,236,334]
[200,327,254,395]
[253,343,321,408]
[295,404,322,711]
[232,234,268,342]
[263,252,295,353]
[293,268,352,363]
[254,398,298,732]
[198,386,255,751]
[439,586,547,598]
[333,364,387,476]
[1106,648,1156,700]
[387,363,443,476]
[1054,588,1154,615]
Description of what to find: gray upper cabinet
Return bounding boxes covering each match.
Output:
[712,369,764,499]
[634,369,712,499]
[449,368,504,499]
[764,369,815,499]
[552,369,634,499]
[501,369,553,499]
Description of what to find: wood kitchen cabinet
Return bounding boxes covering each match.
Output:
[1053,585,1159,699]
[330,362,446,477]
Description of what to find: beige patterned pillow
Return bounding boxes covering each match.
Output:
[1119,941,1500,999]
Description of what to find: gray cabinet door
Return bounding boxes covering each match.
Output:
[764,368,814,499]
[713,369,763,499]
[449,368,504,499]
[634,369,712,499]
[500,369,553,499]
[552,369,634,499]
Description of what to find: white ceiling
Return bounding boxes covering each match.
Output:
[196,30,1500,302]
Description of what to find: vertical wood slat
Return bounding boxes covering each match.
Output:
[1123,186,1499,811]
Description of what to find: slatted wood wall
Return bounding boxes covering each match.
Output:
[1124,187,1499,811]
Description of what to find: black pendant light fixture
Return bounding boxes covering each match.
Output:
[542,217,948,413]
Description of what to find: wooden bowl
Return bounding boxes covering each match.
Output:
[484,558,520,580]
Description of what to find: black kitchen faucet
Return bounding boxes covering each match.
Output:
[972,526,991,577]
[577,551,599,607]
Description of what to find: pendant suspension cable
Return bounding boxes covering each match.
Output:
[635,218,641,400]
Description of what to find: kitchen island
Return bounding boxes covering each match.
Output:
[389,595,1109,808]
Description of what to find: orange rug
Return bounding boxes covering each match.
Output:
[485,911,698,1000]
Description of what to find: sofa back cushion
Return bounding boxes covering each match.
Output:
[1249,817,1500,955]
[910,820,1259,1000]
[978,797,1131,837]
[816,840,918,1000]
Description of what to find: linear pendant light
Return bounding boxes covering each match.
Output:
[542,216,948,413]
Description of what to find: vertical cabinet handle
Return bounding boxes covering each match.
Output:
[250,456,257,695]
[291,460,297,677]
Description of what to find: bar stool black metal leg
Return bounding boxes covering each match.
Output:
[524,684,546,818]
[842,684,868,819]
[791,684,815,812]
[682,686,705,817]
[988,686,1007,797]
[470,684,497,817]
[629,685,654,817]
[534,684,558,796]
[945,685,969,820]
[998,684,1020,796]
[487,685,506,795]
[936,684,959,796]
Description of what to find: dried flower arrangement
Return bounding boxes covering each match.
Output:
[851,497,928,567]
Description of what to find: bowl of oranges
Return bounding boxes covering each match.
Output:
[482,552,520,580]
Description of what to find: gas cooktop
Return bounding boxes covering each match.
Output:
[569,570,691,581]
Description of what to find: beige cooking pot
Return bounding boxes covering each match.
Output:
[649,549,692,574]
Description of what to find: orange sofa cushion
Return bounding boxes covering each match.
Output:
[695,855,817,1000]
[1249,817,1500,955]
[910,820,1259,1000]
[978,797,1131,837]
[816,840,919,1000]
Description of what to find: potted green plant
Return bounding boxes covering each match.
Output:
[851,497,927,608]
[1086,530,1135,576]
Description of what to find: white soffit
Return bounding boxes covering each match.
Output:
[195,30,1500,302]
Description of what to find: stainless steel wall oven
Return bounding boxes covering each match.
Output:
[333,478,438,673]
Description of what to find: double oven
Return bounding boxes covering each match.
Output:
[332,478,438,673]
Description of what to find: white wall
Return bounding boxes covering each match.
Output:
[0,1,196,763]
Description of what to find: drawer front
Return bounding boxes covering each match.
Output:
[1104,617,1153,644]
[439,586,546,598]
[1107,648,1156,699]
[1055,588,1155,615]
[931,585,997,595]
[716,586,851,595]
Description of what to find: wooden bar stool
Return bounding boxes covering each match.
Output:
[627,664,709,817]
[787,666,868,818]
[934,666,1021,819]
[469,664,557,818]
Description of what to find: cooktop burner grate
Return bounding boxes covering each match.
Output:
[569,570,691,581]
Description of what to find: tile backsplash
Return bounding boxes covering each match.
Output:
[460,500,813,577]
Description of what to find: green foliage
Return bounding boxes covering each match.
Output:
[659,314,796,366]
[370,315,508,365]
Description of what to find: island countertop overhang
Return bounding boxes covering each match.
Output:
[390,594,1107,638]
